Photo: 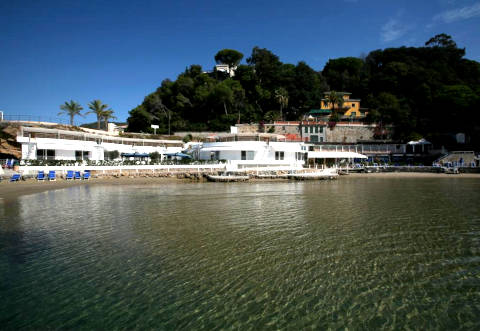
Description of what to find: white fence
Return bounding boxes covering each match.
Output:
[19,164,226,176]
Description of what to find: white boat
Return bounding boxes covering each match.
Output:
[287,169,338,180]
[206,174,250,182]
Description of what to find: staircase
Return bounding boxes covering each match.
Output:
[435,151,478,167]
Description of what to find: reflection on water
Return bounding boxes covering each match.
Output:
[1,178,480,329]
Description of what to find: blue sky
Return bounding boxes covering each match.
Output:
[1,0,479,125]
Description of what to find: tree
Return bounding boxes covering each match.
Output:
[322,57,365,96]
[425,33,457,48]
[102,109,116,130]
[149,93,172,135]
[247,46,282,89]
[58,100,83,126]
[324,91,344,121]
[214,49,243,70]
[87,100,109,130]
[274,87,289,120]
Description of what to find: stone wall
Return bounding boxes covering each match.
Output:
[325,124,376,143]
[236,123,300,135]
[235,124,259,134]
[235,123,389,143]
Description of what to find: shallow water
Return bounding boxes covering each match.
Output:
[1,177,479,329]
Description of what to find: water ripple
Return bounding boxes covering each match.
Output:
[1,179,480,329]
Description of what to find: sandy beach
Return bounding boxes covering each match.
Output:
[0,177,185,202]
[1,172,479,202]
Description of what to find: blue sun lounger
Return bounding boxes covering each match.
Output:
[83,171,91,180]
[74,171,81,180]
[65,170,74,180]
[48,170,56,181]
[37,171,45,181]
[10,174,21,182]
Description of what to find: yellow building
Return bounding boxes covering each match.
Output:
[309,92,366,119]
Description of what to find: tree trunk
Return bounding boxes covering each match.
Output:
[97,117,101,130]
[224,102,228,115]
[70,115,74,126]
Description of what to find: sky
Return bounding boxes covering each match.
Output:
[1,0,479,125]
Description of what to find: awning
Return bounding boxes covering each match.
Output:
[307,151,367,159]
[407,138,431,145]
[121,153,150,158]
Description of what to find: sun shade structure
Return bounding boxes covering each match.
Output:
[307,151,367,159]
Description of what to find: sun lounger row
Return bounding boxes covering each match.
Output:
[35,170,91,181]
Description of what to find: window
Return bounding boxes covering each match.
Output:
[36,149,45,160]
[320,137,324,142]
[295,152,304,160]
[37,149,55,160]
[310,126,313,133]
[315,126,318,133]
[352,103,356,107]
[75,151,90,160]
[319,126,324,133]
[351,112,356,117]
[310,135,318,142]
[275,151,284,160]
[241,151,246,160]
[304,126,308,133]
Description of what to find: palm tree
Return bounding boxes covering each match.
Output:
[324,91,344,121]
[87,99,109,130]
[58,100,83,126]
[102,109,116,130]
[274,88,289,121]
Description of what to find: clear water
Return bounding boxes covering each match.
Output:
[1,177,479,329]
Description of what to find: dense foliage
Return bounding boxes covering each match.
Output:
[127,35,480,147]
[127,46,328,133]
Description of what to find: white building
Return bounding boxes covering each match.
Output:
[196,141,306,169]
[215,64,236,77]
[17,126,182,161]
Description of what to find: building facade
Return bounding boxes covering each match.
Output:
[17,126,182,161]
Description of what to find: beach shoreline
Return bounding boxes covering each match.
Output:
[1,172,479,202]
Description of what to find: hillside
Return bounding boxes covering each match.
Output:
[126,34,480,149]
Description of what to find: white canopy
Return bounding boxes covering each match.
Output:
[307,151,367,159]
[407,138,431,145]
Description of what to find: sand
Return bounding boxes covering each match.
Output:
[0,177,182,202]
[1,172,479,202]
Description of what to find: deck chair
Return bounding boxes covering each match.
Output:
[83,171,91,180]
[65,170,74,180]
[48,170,56,181]
[10,174,21,182]
[74,171,81,180]
[37,171,45,181]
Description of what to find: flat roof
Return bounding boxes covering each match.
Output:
[309,109,332,114]
[21,126,183,145]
